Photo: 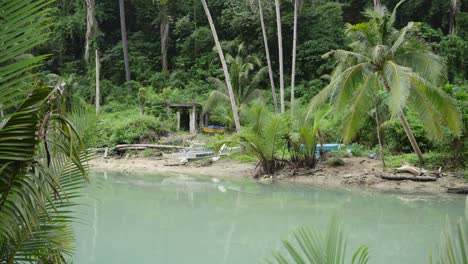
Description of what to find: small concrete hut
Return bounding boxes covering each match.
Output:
[165,102,208,134]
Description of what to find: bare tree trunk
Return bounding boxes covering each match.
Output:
[119,0,131,85]
[375,104,385,168]
[201,0,241,134]
[160,10,169,72]
[95,49,100,114]
[85,0,96,65]
[258,0,278,113]
[382,78,424,162]
[290,0,298,117]
[274,0,285,113]
[450,0,458,34]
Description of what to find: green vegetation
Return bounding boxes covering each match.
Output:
[0,0,90,261]
[0,0,467,261]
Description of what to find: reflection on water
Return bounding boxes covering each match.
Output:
[73,172,465,264]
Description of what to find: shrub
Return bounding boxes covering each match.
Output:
[93,110,173,147]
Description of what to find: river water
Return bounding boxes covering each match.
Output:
[73,171,466,264]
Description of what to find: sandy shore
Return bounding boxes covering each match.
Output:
[89,157,467,194]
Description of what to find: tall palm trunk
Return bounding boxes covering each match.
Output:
[274,0,285,113]
[85,0,96,65]
[290,0,298,117]
[382,78,424,162]
[258,0,278,113]
[373,0,380,10]
[450,0,458,34]
[119,0,131,85]
[201,0,241,133]
[95,49,100,114]
[375,104,385,168]
[160,5,169,72]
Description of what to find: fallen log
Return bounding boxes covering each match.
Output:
[447,187,468,194]
[381,174,437,182]
[114,144,188,151]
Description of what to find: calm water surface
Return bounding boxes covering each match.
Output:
[73,172,466,264]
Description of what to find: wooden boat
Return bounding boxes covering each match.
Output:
[163,147,215,160]
[202,125,225,134]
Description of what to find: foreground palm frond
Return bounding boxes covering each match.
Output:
[267,216,369,264]
[0,0,90,262]
[431,197,468,264]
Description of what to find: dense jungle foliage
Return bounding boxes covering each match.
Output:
[38,0,467,169]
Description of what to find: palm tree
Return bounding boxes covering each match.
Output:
[237,102,289,175]
[289,102,329,169]
[310,1,462,162]
[201,0,242,133]
[204,43,267,116]
[0,0,89,261]
[119,0,132,84]
[258,0,279,113]
[275,0,285,113]
[290,0,303,117]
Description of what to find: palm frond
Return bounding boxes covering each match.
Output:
[383,61,412,116]
[341,74,376,143]
[267,215,369,264]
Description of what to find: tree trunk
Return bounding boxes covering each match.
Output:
[290,0,298,117]
[399,113,424,162]
[160,10,169,72]
[375,104,385,168]
[373,0,380,10]
[95,49,100,114]
[201,0,241,134]
[274,0,285,113]
[85,0,96,65]
[119,0,131,85]
[258,0,278,113]
[450,0,458,34]
[382,77,424,162]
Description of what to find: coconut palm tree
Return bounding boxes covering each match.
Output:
[203,43,267,116]
[0,0,89,261]
[258,0,278,113]
[201,0,242,133]
[309,1,462,162]
[119,0,131,83]
[238,102,289,175]
[275,0,285,113]
[290,0,303,117]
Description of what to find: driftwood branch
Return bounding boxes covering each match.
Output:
[395,165,423,176]
[381,174,437,182]
[447,187,468,194]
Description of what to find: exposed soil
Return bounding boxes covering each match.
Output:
[89,156,467,194]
